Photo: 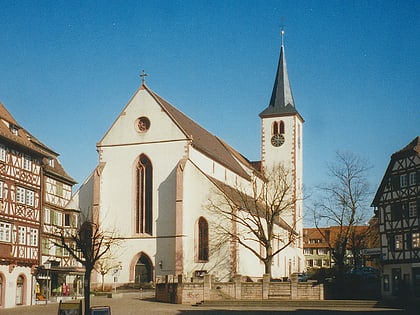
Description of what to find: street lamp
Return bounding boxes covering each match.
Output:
[44,261,51,304]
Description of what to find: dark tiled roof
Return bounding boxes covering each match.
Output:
[392,136,420,158]
[260,45,301,118]
[43,157,77,185]
[372,136,419,206]
[0,102,56,158]
[146,85,254,179]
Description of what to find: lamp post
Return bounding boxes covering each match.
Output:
[44,261,51,304]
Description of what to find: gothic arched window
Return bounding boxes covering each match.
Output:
[198,217,209,261]
[279,121,285,134]
[272,121,279,135]
[136,154,153,235]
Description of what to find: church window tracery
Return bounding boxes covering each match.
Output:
[136,154,153,235]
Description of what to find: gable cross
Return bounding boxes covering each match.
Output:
[140,70,148,84]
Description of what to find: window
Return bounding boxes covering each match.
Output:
[279,120,285,134]
[0,222,11,242]
[409,172,416,186]
[136,117,151,133]
[400,174,407,188]
[55,245,63,256]
[135,154,153,234]
[272,121,279,135]
[318,248,328,255]
[0,144,6,162]
[395,234,403,250]
[18,226,26,245]
[44,208,50,224]
[64,213,71,226]
[28,228,38,246]
[383,274,390,291]
[272,121,285,135]
[16,187,25,204]
[22,154,32,171]
[409,202,417,217]
[10,125,18,136]
[413,233,420,248]
[309,239,322,244]
[51,211,62,226]
[16,187,35,206]
[41,238,50,254]
[0,181,3,199]
[56,182,63,197]
[25,190,34,206]
[304,248,312,255]
[198,217,209,261]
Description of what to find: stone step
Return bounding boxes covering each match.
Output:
[197,299,400,309]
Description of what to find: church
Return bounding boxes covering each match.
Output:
[71,33,305,286]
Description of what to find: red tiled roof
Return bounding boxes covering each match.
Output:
[0,102,56,158]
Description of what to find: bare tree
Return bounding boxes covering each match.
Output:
[208,164,301,277]
[96,252,122,292]
[312,151,371,276]
[56,219,119,315]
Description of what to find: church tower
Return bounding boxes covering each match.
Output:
[259,31,304,242]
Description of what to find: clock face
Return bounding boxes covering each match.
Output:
[271,134,285,147]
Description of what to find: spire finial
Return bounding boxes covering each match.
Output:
[140,70,148,84]
[280,17,286,47]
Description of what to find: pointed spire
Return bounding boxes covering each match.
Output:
[260,29,298,117]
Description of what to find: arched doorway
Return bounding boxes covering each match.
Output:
[16,275,24,305]
[135,254,153,284]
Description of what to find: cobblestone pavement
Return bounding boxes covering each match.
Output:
[0,293,408,315]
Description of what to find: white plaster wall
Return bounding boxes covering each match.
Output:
[96,87,191,284]
[0,266,33,308]
[99,88,185,146]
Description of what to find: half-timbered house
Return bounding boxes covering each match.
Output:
[0,103,54,307]
[0,103,78,308]
[37,156,83,301]
[372,136,420,298]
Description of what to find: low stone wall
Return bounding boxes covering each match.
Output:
[155,274,324,304]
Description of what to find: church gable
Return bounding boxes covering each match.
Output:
[98,86,187,147]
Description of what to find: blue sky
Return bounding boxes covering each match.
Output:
[1,1,419,213]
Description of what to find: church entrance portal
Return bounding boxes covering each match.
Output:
[135,254,152,284]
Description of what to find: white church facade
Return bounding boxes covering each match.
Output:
[71,36,305,286]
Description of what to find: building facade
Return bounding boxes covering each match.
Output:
[0,103,78,308]
[37,157,82,301]
[303,226,370,271]
[372,136,420,298]
[73,35,305,287]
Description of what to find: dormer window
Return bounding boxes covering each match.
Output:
[10,124,18,135]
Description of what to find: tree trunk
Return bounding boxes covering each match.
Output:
[84,267,92,315]
[264,257,272,277]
